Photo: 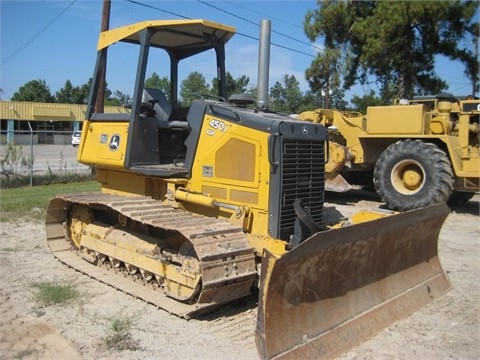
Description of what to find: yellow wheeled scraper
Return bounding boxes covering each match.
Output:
[45,19,451,359]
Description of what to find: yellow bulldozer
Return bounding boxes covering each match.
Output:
[298,95,480,211]
[45,19,452,359]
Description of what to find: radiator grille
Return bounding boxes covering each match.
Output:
[279,140,325,240]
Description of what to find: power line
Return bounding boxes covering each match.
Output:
[124,0,190,19]
[196,0,258,26]
[196,0,323,53]
[450,84,472,93]
[1,0,78,66]
[235,33,315,57]
[124,0,316,58]
[225,0,303,30]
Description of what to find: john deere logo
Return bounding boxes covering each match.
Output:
[302,126,308,135]
[109,134,120,151]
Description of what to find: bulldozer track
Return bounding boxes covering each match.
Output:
[45,193,257,319]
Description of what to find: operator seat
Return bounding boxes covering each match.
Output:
[142,88,172,121]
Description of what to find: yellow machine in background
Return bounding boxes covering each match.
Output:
[299,95,480,211]
[45,20,451,359]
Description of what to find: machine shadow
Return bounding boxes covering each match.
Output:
[197,291,259,321]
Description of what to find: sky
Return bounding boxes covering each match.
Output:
[0,0,476,105]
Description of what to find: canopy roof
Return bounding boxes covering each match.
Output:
[98,19,236,58]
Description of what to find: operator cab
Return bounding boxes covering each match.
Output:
[84,20,236,177]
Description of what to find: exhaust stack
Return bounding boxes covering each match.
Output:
[257,19,271,110]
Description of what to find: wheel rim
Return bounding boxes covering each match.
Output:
[391,159,425,195]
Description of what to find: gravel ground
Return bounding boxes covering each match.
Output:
[0,191,478,360]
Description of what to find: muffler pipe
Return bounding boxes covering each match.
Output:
[257,19,271,110]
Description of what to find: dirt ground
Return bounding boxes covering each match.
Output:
[0,191,478,360]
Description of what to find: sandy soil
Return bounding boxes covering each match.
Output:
[0,191,478,360]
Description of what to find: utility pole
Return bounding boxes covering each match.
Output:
[95,0,111,113]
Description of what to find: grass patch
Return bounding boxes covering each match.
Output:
[31,281,79,306]
[0,172,94,189]
[101,315,140,351]
[0,180,100,221]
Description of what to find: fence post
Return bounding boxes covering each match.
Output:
[7,119,14,144]
[28,122,33,186]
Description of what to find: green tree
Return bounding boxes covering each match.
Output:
[299,90,322,112]
[462,22,480,95]
[304,48,342,108]
[210,72,250,100]
[329,88,348,110]
[113,90,132,106]
[89,77,115,106]
[104,97,120,106]
[350,90,384,114]
[145,72,170,99]
[179,71,210,106]
[11,79,54,102]
[269,74,303,113]
[304,0,479,99]
[80,83,91,103]
[246,86,258,103]
[55,80,89,104]
[299,88,348,112]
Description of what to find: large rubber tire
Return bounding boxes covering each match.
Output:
[373,139,454,211]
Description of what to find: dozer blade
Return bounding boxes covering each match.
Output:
[255,203,451,360]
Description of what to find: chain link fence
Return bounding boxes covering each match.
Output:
[0,130,93,188]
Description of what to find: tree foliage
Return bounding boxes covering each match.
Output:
[304,48,342,108]
[350,90,384,114]
[145,72,171,99]
[304,0,479,99]
[10,78,122,105]
[210,72,251,100]
[11,79,54,102]
[10,70,346,114]
[269,74,303,113]
[267,75,348,113]
[329,88,348,110]
[55,80,89,104]
[112,90,132,106]
[179,71,210,106]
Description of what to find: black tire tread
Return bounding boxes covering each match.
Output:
[373,139,454,211]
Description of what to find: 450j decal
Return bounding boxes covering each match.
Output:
[209,119,227,132]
